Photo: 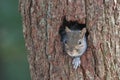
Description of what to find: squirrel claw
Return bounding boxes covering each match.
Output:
[72,57,81,70]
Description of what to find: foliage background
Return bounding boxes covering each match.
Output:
[0,0,31,80]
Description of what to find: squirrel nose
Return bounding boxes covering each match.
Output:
[73,49,77,53]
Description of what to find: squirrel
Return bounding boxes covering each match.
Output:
[60,26,87,69]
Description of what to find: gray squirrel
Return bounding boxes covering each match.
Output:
[60,26,87,69]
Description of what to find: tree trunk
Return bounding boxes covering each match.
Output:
[19,0,120,80]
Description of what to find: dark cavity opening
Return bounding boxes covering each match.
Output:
[59,16,89,42]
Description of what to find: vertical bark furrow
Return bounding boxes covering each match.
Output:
[104,0,120,80]
[87,0,105,80]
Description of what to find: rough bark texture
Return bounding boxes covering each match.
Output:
[19,0,120,80]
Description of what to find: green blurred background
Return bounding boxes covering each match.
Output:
[0,0,31,80]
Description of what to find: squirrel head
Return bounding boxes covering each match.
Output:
[64,27,87,57]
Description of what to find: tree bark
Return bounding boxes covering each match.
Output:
[19,0,120,80]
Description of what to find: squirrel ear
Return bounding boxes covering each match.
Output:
[66,27,71,32]
[82,28,86,34]
[80,28,86,38]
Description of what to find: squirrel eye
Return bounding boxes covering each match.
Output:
[64,40,67,44]
[78,41,81,45]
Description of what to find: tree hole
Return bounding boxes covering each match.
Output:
[59,16,89,53]
[59,16,89,42]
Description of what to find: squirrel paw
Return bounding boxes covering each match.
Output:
[72,57,81,70]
